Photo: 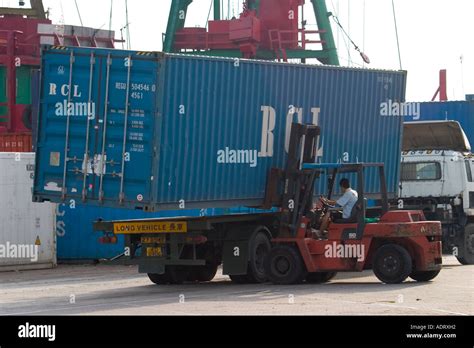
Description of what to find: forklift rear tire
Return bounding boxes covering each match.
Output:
[409,270,441,282]
[305,272,337,284]
[148,272,171,285]
[373,244,412,284]
[264,245,307,285]
[456,224,474,265]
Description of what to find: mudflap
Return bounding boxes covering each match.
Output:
[222,240,250,275]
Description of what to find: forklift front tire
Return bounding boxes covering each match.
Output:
[409,270,441,282]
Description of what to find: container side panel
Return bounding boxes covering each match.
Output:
[157,56,406,204]
[0,153,56,270]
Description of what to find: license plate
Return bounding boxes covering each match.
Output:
[114,221,188,234]
[141,236,166,244]
[146,247,163,257]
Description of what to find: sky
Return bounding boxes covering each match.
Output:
[4,0,473,101]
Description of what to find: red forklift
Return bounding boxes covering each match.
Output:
[263,123,443,284]
[94,123,442,285]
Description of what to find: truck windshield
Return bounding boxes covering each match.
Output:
[401,162,442,181]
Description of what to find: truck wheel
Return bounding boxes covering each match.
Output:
[148,272,171,285]
[456,224,474,265]
[192,262,219,282]
[246,231,272,283]
[373,244,412,284]
[305,272,337,284]
[228,274,251,284]
[168,266,190,284]
[264,245,307,285]
[409,270,441,282]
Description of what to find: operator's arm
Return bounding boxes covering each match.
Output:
[336,192,350,208]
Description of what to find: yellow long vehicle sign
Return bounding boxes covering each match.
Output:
[114,221,188,234]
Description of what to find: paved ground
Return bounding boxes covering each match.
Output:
[0,256,472,316]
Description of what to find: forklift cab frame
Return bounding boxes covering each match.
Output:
[303,163,390,240]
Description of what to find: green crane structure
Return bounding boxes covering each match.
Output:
[163,0,339,66]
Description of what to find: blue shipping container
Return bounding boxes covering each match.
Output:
[405,101,474,145]
[34,46,407,211]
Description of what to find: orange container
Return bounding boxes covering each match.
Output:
[0,133,32,152]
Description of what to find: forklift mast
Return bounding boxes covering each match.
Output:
[163,0,339,65]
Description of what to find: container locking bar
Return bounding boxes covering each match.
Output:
[61,51,75,200]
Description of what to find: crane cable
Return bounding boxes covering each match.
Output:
[330,14,370,64]
[73,0,84,26]
[392,0,403,70]
[125,0,131,49]
[206,0,213,28]
[109,0,113,35]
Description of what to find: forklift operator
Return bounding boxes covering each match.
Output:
[322,178,358,220]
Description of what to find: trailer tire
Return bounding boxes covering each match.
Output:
[264,245,307,285]
[305,272,337,284]
[246,231,272,283]
[148,272,171,285]
[409,270,440,282]
[228,274,251,284]
[168,266,190,285]
[191,262,219,282]
[456,224,474,265]
[373,244,412,284]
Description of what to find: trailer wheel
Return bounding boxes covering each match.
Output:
[264,245,307,285]
[373,244,412,284]
[228,274,251,284]
[246,231,272,283]
[168,266,190,285]
[409,270,441,282]
[456,224,474,265]
[191,262,219,282]
[148,272,171,285]
[305,272,337,284]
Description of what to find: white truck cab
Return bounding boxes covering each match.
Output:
[399,121,474,264]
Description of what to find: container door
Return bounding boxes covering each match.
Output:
[92,52,158,207]
[35,48,158,209]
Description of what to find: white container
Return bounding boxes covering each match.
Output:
[0,153,56,271]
